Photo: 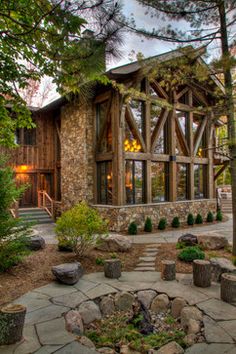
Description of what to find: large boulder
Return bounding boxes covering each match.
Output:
[180,306,202,329]
[196,234,229,250]
[178,234,198,247]
[171,297,187,319]
[99,296,115,316]
[96,234,132,252]
[79,301,102,325]
[210,257,236,282]
[150,294,169,313]
[114,292,135,311]
[153,341,184,354]
[65,310,84,335]
[51,262,83,285]
[26,235,46,250]
[137,290,157,309]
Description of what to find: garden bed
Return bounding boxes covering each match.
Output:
[0,244,144,306]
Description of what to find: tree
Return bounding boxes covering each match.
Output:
[0,0,123,146]
[123,0,236,254]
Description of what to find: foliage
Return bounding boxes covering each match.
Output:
[86,312,185,352]
[206,211,214,223]
[158,218,167,230]
[178,246,205,263]
[95,257,105,266]
[55,202,108,258]
[171,217,180,228]
[144,217,153,232]
[195,214,203,224]
[0,0,123,146]
[109,252,118,259]
[176,242,186,250]
[216,210,223,222]
[232,257,236,267]
[187,213,194,226]
[0,156,31,271]
[128,222,138,235]
[57,236,74,252]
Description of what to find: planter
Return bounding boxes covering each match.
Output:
[0,304,26,345]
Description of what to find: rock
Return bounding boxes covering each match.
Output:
[114,292,135,311]
[178,234,198,246]
[120,345,141,354]
[210,257,236,282]
[150,294,169,313]
[79,301,102,324]
[181,306,202,329]
[97,234,132,252]
[104,259,121,279]
[197,235,228,250]
[51,262,83,285]
[100,296,115,316]
[187,319,200,334]
[153,341,184,354]
[78,336,96,349]
[26,235,46,250]
[137,290,157,309]
[171,297,187,318]
[65,310,84,335]
[98,348,116,354]
[183,334,197,346]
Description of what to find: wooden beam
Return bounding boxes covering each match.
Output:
[193,116,208,156]
[151,109,169,152]
[96,97,112,150]
[126,104,146,152]
[95,152,113,161]
[151,79,169,99]
[176,87,189,100]
[175,115,190,156]
[94,91,111,104]
[214,161,229,181]
[188,89,194,200]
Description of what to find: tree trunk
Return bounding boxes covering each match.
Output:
[161,260,176,280]
[221,273,236,303]
[193,260,211,287]
[104,259,121,278]
[219,0,236,255]
[0,304,26,345]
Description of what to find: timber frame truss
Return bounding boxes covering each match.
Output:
[94,78,215,206]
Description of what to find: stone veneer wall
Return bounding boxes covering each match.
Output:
[61,100,94,210]
[93,199,217,232]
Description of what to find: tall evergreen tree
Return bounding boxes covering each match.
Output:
[124,0,236,254]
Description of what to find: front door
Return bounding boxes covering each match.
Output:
[39,173,53,197]
[18,173,37,207]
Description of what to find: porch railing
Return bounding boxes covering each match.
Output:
[38,190,54,218]
[10,198,19,218]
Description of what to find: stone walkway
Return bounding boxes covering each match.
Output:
[134,244,159,271]
[1,271,236,354]
[33,216,233,246]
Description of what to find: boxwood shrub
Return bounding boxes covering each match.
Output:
[178,246,205,262]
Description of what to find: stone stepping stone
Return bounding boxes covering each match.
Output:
[134,267,156,271]
[139,256,156,262]
[137,262,155,267]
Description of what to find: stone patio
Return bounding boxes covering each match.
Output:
[1,271,236,354]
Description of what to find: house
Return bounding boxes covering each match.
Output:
[2,47,226,231]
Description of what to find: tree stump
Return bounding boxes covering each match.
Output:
[193,260,211,288]
[161,260,176,281]
[104,259,121,279]
[221,273,236,303]
[0,304,26,345]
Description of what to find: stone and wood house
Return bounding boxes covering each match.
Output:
[2,47,227,231]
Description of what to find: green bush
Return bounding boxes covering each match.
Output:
[95,257,105,265]
[176,242,186,249]
[195,213,203,224]
[158,218,167,230]
[216,210,223,221]
[55,201,108,258]
[206,211,214,223]
[187,213,194,226]
[0,156,31,272]
[178,246,205,262]
[128,222,138,235]
[144,217,152,232]
[58,237,73,252]
[171,216,180,228]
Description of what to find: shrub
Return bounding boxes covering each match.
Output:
[57,236,73,252]
[171,216,180,228]
[95,257,105,265]
[55,201,108,258]
[206,211,214,223]
[178,246,205,262]
[128,222,138,235]
[216,210,223,221]
[0,156,31,272]
[109,252,117,259]
[195,213,203,224]
[144,217,152,232]
[158,218,167,230]
[187,213,194,226]
[176,242,186,249]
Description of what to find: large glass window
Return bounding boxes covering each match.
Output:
[130,100,145,139]
[177,164,188,200]
[194,164,206,199]
[97,161,112,204]
[15,128,36,145]
[125,160,145,204]
[151,162,168,202]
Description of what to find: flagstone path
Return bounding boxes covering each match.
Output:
[1,271,236,354]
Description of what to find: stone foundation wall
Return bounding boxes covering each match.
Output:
[61,100,94,210]
[93,199,217,232]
